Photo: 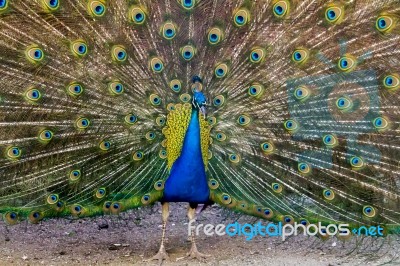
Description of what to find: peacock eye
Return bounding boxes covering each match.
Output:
[293,86,310,101]
[323,189,335,200]
[373,117,389,130]
[32,212,40,219]
[145,131,156,141]
[159,149,167,159]
[39,129,54,142]
[363,206,376,217]
[25,45,44,64]
[272,183,282,193]
[261,141,274,154]
[47,194,59,204]
[6,147,22,159]
[214,63,229,78]
[208,179,219,189]
[129,6,146,24]
[25,88,42,102]
[169,79,182,93]
[5,211,19,225]
[141,194,151,205]
[237,115,251,126]
[95,188,106,199]
[213,95,225,107]
[383,74,400,90]
[338,55,356,72]
[323,134,337,147]
[292,48,309,64]
[180,0,195,10]
[208,116,217,126]
[336,96,353,112]
[248,83,264,98]
[181,45,196,61]
[221,193,232,204]
[111,45,127,63]
[208,27,223,45]
[67,82,84,97]
[150,57,164,73]
[376,15,396,34]
[298,162,311,174]
[261,208,274,219]
[325,4,344,24]
[229,153,241,164]
[75,117,90,129]
[42,0,60,12]
[264,209,271,215]
[88,0,106,17]
[180,93,191,103]
[99,140,111,151]
[300,219,309,226]
[284,119,298,132]
[71,40,88,57]
[161,22,177,40]
[108,81,124,95]
[73,204,82,213]
[133,151,144,161]
[125,114,138,125]
[149,94,162,106]
[69,169,81,181]
[215,132,226,142]
[350,156,364,169]
[154,180,165,190]
[233,8,250,27]
[283,215,293,224]
[273,0,290,18]
[0,0,9,11]
[249,48,266,63]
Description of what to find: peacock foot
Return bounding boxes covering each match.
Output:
[185,244,210,261]
[145,245,169,265]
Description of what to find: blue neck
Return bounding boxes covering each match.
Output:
[163,109,210,203]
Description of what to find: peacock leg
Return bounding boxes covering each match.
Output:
[146,202,169,264]
[185,204,210,260]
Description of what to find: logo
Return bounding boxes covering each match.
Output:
[189,220,384,241]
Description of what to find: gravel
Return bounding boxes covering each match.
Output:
[1,203,399,266]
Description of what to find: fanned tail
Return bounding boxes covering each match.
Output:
[0,0,399,235]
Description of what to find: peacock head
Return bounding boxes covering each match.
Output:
[191,75,207,117]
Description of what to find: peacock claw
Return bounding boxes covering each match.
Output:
[145,246,169,265]
[185,245,210,261]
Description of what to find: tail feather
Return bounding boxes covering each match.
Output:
[0,0,399,234]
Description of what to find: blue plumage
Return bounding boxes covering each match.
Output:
[163,109,210,203]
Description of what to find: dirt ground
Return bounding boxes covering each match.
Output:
[1,203,399,266]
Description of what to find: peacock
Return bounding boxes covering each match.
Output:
[0,0,400,264]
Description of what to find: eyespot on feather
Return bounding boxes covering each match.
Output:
[233,8,250,27]
[161,21,177,40]
[75,117,90,130]
[208,27,224,45]
[111,45,127,63]
[70,40,88,57]
[25,45,45,64]
[129,6,146,25]
[87,0,106,17]
[25,88,42,103]
[6,146,22,160]
[42,0,60,12]
[150,57,164,73]
[273,0,290,18]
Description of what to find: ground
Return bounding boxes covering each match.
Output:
[1,203,399,266]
